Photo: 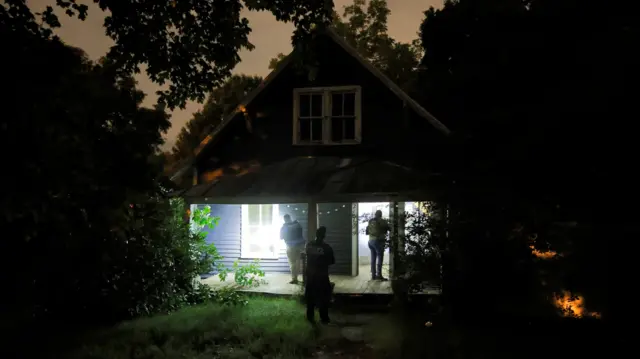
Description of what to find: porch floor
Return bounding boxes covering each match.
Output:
[201,264,441,296]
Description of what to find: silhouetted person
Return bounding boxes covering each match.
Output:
[366,209,390,281]
[280,214,305,284]
[304,226,335,324]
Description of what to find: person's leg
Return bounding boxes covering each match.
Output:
[368,240,377,280]
[376,241,386,280]
[291,245,302,281]
[305,281,316,323]
[320,281,332,323]
[286,246,298,283]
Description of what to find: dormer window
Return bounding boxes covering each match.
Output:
[293,86,362,145]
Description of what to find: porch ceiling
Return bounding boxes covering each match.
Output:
[175,156,444,204]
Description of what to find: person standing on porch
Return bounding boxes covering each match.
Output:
[280,214,305,284]
[304,226,335,324]
[366,209,390,281]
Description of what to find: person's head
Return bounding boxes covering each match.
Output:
[316,226,327,242]
[283,214,291,223]
[374,210,383,219]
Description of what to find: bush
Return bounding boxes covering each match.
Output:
[232,259,266,287]
[6,189,227,332]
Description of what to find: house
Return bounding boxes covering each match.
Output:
[172,27,451,279]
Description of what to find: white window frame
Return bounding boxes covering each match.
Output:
[241,204,282,259]
[292,85,362,145]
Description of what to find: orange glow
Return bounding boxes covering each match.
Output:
[201,168,224,182]
[238,104,247,113]
[200,161,261,182]
[530,245,557,259]
[554,291,601,318]
[194,135,212,155]
[528,233,558,259]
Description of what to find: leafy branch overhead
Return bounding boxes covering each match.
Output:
[5,0,334,110]
[268,0,422,91]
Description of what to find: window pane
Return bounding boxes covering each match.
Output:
[344,116,356,140]
[248,205,260,225]
[299,94,310,117]
[311,118,323,141]
[299,118,311,141]
[331,117,343,142]
[343,92,356,116]
[260,205,273,225]
[310,93,323,117]
[331,93,343,116]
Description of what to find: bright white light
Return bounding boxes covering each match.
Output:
[241,204,282,259]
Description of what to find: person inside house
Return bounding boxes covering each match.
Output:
[366,209,390,281]
[304,226,335,324]
[280,214,305,284]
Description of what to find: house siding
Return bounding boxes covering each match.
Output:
[199,204,292,273]
[199,203,354,275]
[318,203,353,275]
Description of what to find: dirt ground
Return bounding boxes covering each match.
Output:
[310,312,402,359]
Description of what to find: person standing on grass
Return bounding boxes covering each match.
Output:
[304,226,335,324]
[366,209,390,281]
[280,214,305,284]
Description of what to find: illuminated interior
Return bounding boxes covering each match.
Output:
[241,204,282,259]
[357,202,422,266]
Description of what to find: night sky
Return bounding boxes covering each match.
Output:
[28,0,441,150]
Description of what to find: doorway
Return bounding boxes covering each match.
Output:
[356,202,391,278]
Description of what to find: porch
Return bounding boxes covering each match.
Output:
[179,156,444,289]
[201,264,442,296]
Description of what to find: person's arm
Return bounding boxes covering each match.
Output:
[365,221,370,235]
[280,225,285,240]
[295,223,304,242]
[327,245,335,266]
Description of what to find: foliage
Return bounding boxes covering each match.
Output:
[211,285,250,307]
[66,298,316,359]
[170,74,263,163]
[2,0,334,110]
[414,0,639,320]
[189,204,223,275]
[186,282,249,307]
[1,25,174,330]
[232,259,267,288]
[268,0,422,90]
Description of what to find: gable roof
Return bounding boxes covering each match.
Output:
[170,27,450,181]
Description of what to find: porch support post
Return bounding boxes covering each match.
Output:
[397,202,406,258]
[307,201,318,243]
[303,201,319,284]
[389,202,399,279]
[351,203,359,276]
[391,201,408,303]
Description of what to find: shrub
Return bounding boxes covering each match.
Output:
[232,259,266,288]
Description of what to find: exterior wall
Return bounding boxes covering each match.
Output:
[195,34,443,180]
[198,204,292,273]
[318,203,353,275]
[199,203,355,276]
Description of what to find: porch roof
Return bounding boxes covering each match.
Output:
[175,156,443,204]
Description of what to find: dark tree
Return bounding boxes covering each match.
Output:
[3,0,334,109]
[416,0,638,321]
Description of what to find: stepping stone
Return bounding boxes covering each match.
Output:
[341,326,364,342]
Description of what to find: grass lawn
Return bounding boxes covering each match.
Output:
[68,297,317,359]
